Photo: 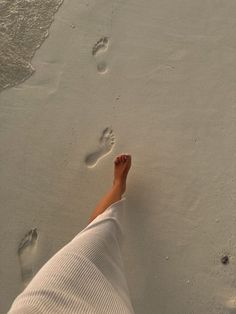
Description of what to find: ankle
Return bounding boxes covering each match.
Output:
[113,179,126,196]
[113,179,123,188]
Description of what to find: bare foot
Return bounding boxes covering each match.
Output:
[113,154,131,194]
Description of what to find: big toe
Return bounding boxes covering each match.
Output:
[121,155,126,162]
[124,155,131,163]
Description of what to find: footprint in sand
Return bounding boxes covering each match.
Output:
[92,37,109,74]
[92,37,109,56]
[85,127,115,168]
[18,228,38,286]
[97,61,108,74]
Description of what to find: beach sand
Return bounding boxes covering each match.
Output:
[1,0,236,313]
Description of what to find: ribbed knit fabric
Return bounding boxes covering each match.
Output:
[8,197,135,314]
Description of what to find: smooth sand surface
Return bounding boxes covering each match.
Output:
[1,0,236,313]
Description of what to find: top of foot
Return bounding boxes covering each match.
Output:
[113,154,131,194]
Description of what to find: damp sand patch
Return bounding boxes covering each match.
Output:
[0,0,64,92]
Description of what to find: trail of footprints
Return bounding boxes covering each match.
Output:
[92,37,110,74]
[18,35,113,284]
[18,127,115,285]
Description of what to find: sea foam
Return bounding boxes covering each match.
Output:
[0,0,63,92]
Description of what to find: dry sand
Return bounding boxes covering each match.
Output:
[1,0,236,313]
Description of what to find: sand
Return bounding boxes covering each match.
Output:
[1,0,236,313]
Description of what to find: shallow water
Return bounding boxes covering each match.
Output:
[0,0,63,92]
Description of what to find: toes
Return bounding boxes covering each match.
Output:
[114,154,131,164]
[125,154,131,161]
[123,154,129,162]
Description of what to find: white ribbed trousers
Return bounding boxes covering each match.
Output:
[8,197,135,314]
